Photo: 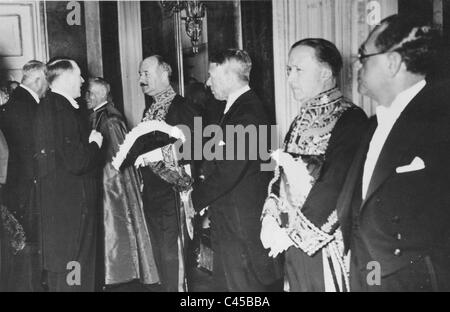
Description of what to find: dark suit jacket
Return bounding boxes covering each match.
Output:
[337,80,450,291]
[0,86,39,239]
[192,89,279,285]
[34,91,101,272]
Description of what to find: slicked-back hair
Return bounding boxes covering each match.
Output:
[210,49,252,83]
[46,58,76,85]
[22,60,46,83]
[372,14,440,76]
[290,38,343,78]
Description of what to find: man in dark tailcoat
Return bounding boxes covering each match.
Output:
[0,60,48,291]
[337,15,450,291]
[34,59,103,291]
[191,49,281,291]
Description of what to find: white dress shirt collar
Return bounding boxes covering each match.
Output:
[19,84,40,104]
[362,79,426,199]
[224,85,250,115]
[375,79,426,126]
[51,88,79,109]
[93,101,108,112]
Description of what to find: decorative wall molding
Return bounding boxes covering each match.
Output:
[272,0,397,142]
[118,1,145,127]
[85,1,103,77]
[0,1,48,82]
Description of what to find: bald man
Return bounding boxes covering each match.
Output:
[136,55,198,291]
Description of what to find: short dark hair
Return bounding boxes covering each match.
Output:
[372,14,440,76]
[210,49,252,83]
[46,58,77,84]
[290,38,343,78]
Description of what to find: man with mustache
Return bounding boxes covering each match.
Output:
[136,55,198,291]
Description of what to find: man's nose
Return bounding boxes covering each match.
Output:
[287,71,295,84]
[81,76,85,84]
[206,78,211,87]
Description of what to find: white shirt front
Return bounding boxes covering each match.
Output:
[93,101,108,112]
[20,84,40,104]
[223,85,250,115]
[362,79,426,199]
[51,88,79,109]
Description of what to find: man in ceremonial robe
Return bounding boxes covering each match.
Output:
[86,77,159,287]
[34,59,103,292]
[137,55,198,291]
[0,60,48,291]
[337,15,450,291]
[260,39,368,292]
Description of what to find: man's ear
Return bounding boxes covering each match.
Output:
[320,66,333,83]
[387,52,403,77]
[162,70,170,83]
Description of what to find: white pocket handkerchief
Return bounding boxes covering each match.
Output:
[396,156,425,173]
[218,140,226,146]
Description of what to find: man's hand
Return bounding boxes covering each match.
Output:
[89,130,103,148]
[134,148,164,168]
[261,215,279,249]
[270,149,294,168]
[268,227,294,258]
[261,215,294,258]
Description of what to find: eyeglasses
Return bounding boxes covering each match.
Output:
[357,47,388,63]
[357,46,401,64]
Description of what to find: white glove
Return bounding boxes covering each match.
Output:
[89,130,103,148]
[271,149,312,197]
[270,149,294,167]
[260,215,279,249]
[261,215,294,258]
[134,148,164,168]
[268,227,294,258]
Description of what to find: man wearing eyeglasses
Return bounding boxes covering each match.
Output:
[337,14,450,291]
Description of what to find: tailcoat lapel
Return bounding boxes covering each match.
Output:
[361,85,431,208]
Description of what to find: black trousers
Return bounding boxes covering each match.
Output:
[285,247,325,292]
[1,243,44,292]
[1,182,43,292]
[43,213,97,292]
[143,191,180,292]
[210,208,272,292]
